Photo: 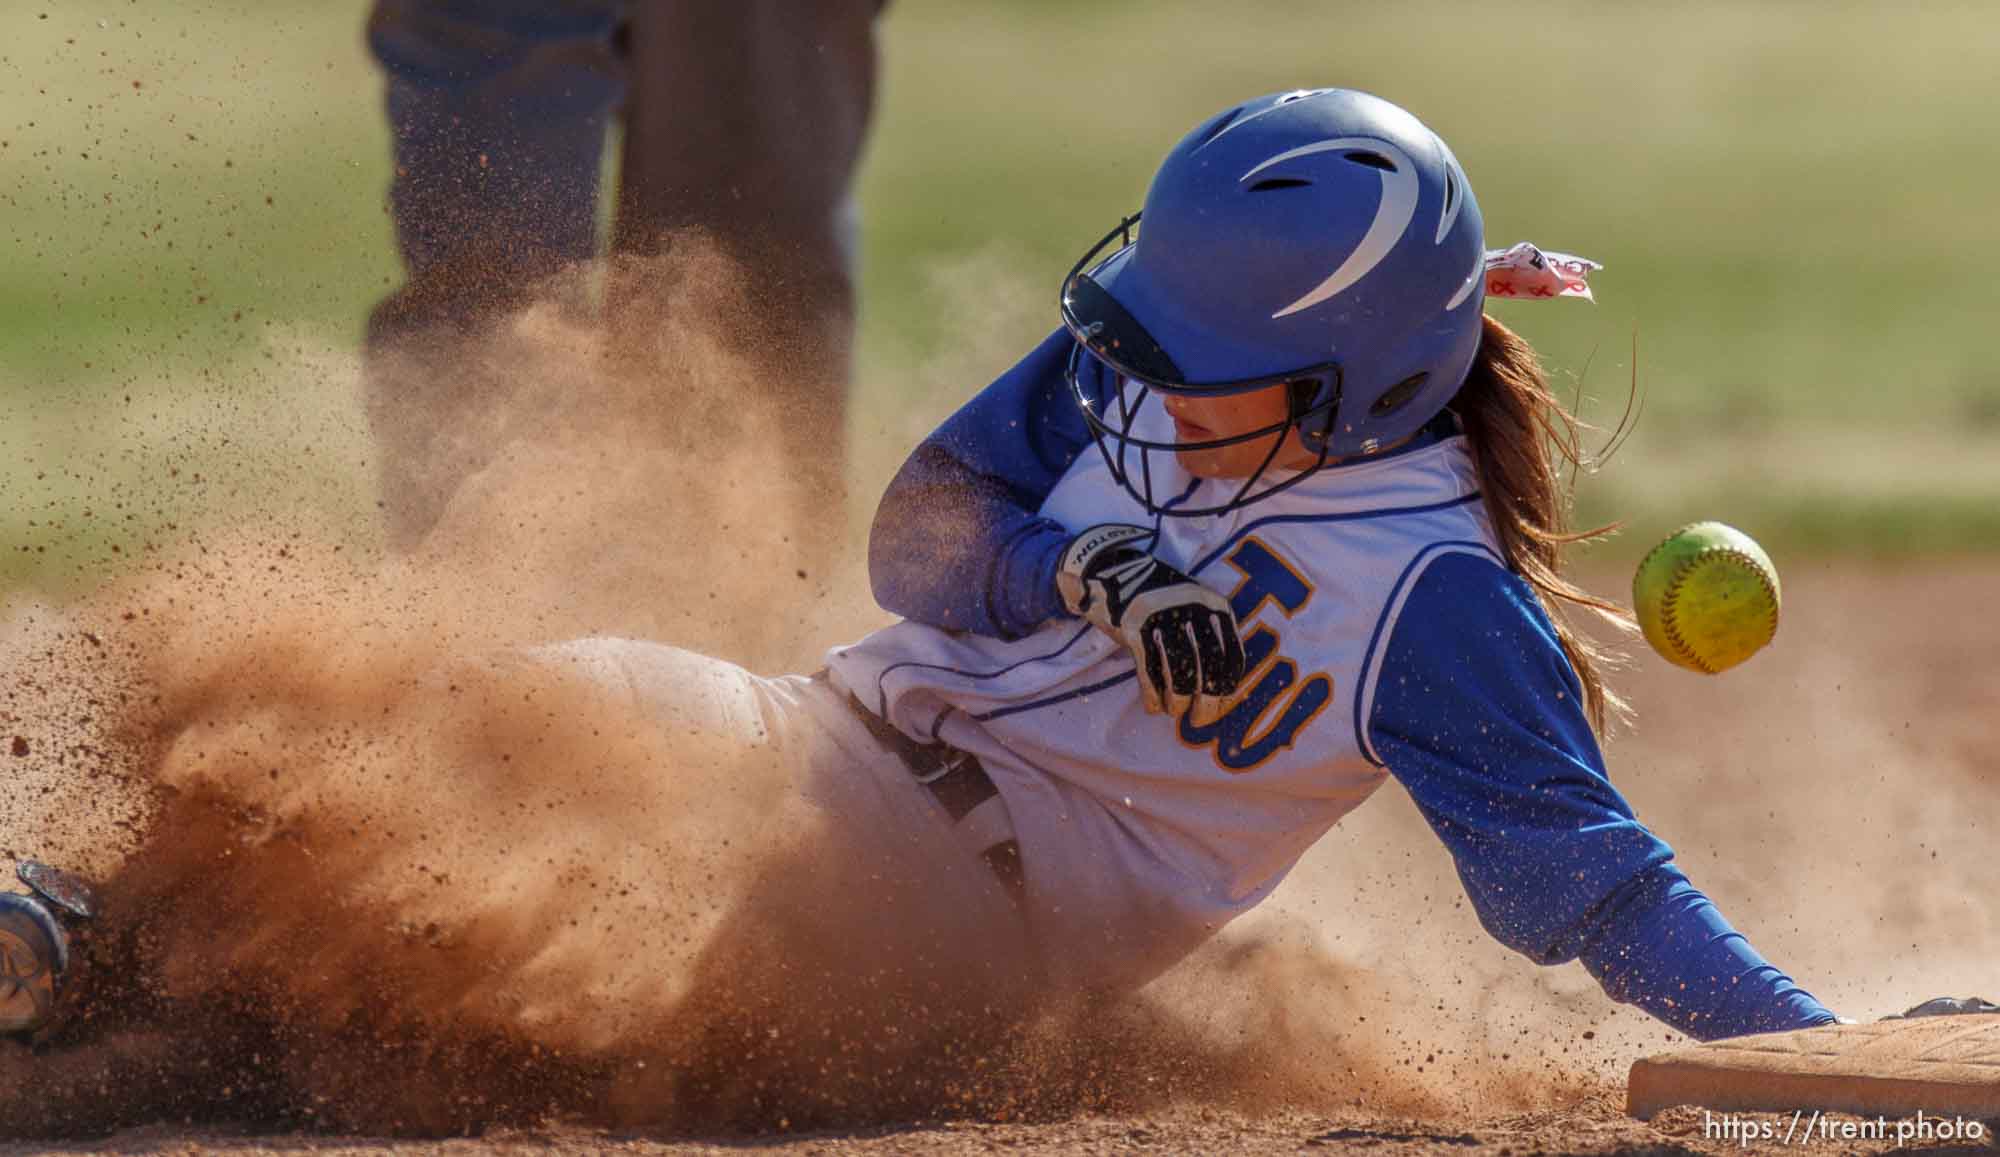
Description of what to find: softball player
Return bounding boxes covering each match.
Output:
[2,89,1838,1044]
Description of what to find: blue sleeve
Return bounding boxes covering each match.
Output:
[868,328,1100,638]
[1367,550,1837,1041]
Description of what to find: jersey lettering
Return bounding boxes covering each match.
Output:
[1179,537,1334,771]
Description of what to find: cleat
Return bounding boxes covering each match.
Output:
[19,860,96,923]
[0,891,64,1037]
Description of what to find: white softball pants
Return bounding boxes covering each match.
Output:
[521,637,1039,995]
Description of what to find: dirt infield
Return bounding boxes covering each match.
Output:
[1,256,1995,1151]
[0,1100,1970,1157]
[4,556,1995,1155]
[8,4,1999,1147]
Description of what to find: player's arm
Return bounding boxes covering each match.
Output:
[1365,550,1838,1041]
[867,327,1098,638]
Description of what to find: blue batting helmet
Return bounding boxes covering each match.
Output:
[1060,88,1485,515]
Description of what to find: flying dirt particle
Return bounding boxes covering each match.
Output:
[10,736,28,757]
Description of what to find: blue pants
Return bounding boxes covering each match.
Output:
[365,0,880,545]
[368,0,625,319]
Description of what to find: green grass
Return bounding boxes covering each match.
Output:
[5,1,2000,599]
[0,2,395,382]
[858,3,2000,418]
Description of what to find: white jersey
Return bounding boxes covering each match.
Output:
[826,413,1499,987]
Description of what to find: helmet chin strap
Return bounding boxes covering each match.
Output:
[1291,376,1340,455]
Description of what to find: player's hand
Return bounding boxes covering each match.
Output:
[1057,524,1246,723]
[1883,996,2000,1019]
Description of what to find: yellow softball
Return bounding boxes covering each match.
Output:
[1631,522,1781,674]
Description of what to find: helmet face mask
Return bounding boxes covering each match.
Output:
[1057,89,1486,518]
[1061,213,1345,517]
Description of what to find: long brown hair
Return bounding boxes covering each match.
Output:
[1446,314,1633,733]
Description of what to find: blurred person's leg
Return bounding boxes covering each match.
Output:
[365,0,624,548]
[611,1,882,571]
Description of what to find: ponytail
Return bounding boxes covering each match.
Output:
[1447,314,1632,734]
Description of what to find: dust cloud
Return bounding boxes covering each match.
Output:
[7,241,1990,1142]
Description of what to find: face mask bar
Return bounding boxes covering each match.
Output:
[1059,214,1346,517]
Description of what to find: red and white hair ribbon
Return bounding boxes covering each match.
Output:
[1483,242,1600,301]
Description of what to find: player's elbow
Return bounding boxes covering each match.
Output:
[865,509,930,620]
[865,457,943,612]
[1459,873,1608,967]
[865,483,986,630]
[1450,824,1679,967]
[1478,906,1585,967]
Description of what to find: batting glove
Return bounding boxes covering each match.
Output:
[1057,524,1246,724]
